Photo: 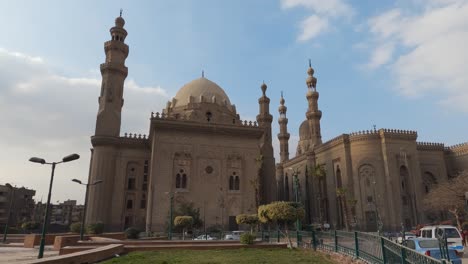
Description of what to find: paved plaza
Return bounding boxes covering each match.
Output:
[0,245,58,263]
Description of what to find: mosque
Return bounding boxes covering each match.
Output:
[86,15,468,232]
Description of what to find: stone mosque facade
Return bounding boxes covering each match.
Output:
[86,15,468,232]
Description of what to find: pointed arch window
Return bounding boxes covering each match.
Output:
[176,169,188,189]
[229,172,240,191]
[234,176,240,190]
[285,175,290,201]
[176,174,181,188]
[336,166,342,188]
[182,174,187,189]
[229,176,234,190]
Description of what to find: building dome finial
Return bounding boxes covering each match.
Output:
[261,81,267,96]
[115,9,125,28]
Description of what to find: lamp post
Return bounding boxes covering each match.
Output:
[289,168,301,231]
[71,179,103,241]
[2,183,14,243]
[29,153,80,259]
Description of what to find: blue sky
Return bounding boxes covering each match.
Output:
[1,0,467,203]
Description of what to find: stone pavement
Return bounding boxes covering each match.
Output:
[0,245,58,264]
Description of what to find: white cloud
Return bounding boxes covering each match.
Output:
[364,1,468,112]
[297,15,329,42]
[0,48,168,203]
[366,42,395,69]
[281,0,353,17]
[281,0,354,41]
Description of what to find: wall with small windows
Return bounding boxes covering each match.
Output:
[103,147,150,232]
[147,127,261,232]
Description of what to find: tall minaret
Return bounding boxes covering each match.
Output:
[256,82,276,203]
[87,14,129,230]
[305,60,322,147]
[95,13,129,137]
[277,92,290,163]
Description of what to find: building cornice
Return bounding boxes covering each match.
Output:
[91,135,150,149]
[150,114,264,138]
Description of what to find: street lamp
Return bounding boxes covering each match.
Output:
[2,183,14,243]
[71,179,103,241]
[29,153,80,259]
[289,168,301,231]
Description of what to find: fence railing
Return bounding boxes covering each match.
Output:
[257,229,446,264]
[153,229,448,264]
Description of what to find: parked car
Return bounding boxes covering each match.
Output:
[193,234,215,240]
[405,238,461,264]
[224,231,246,240]
[419,225,464,256]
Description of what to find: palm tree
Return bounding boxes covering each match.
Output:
[336,187,349,231]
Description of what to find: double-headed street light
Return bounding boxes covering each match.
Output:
[71,179,103,241]
[2,183,14,243]
[29,153,80,259]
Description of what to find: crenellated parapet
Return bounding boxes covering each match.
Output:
[349,129,380,142]
[150,111,259,127]
[416,141,445,151]
[315,134,350,152]
[122,132,148,140]
[313,128,419,154]
[378,128,418,140]
[446,142,468,156]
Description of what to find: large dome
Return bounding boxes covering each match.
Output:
[172,77,233,111]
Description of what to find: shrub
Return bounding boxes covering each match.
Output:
[125,227,140,239]
[86,222,104,234]
[240,233,255,245]
[21,221,39,232]
[70,222,82,233]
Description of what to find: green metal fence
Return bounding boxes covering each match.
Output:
[294,230,447,264]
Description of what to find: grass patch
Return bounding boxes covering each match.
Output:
[102,248,334,264]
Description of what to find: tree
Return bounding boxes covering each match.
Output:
[236,214,259,234]
[250,154,264,209]
[423,171,468,230]
[258,201,305,248]
[174,216,193,240]
[336,187,349,231]
[174,201,203,229]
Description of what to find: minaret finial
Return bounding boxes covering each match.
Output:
[120,8,123,17]
[308,59,311,68]
[281,91,283,98]
[202,70,204,78]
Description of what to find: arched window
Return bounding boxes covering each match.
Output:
[285,175,290,200]
[229,176,234,190]
[336,166,342,188]
[176,174,181,188]
[182,174,187,189]
[423,171,437,194]
[234,176,240,190]
[400,166,409,191]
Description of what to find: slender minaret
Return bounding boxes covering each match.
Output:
[256,82,276,203]
[305,60,322,147]
[277,92,290,163]
[87,14,129,230]
[95,13,129,137]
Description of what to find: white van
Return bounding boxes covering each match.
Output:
[224,231,246,240]
[419,225,464,256]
